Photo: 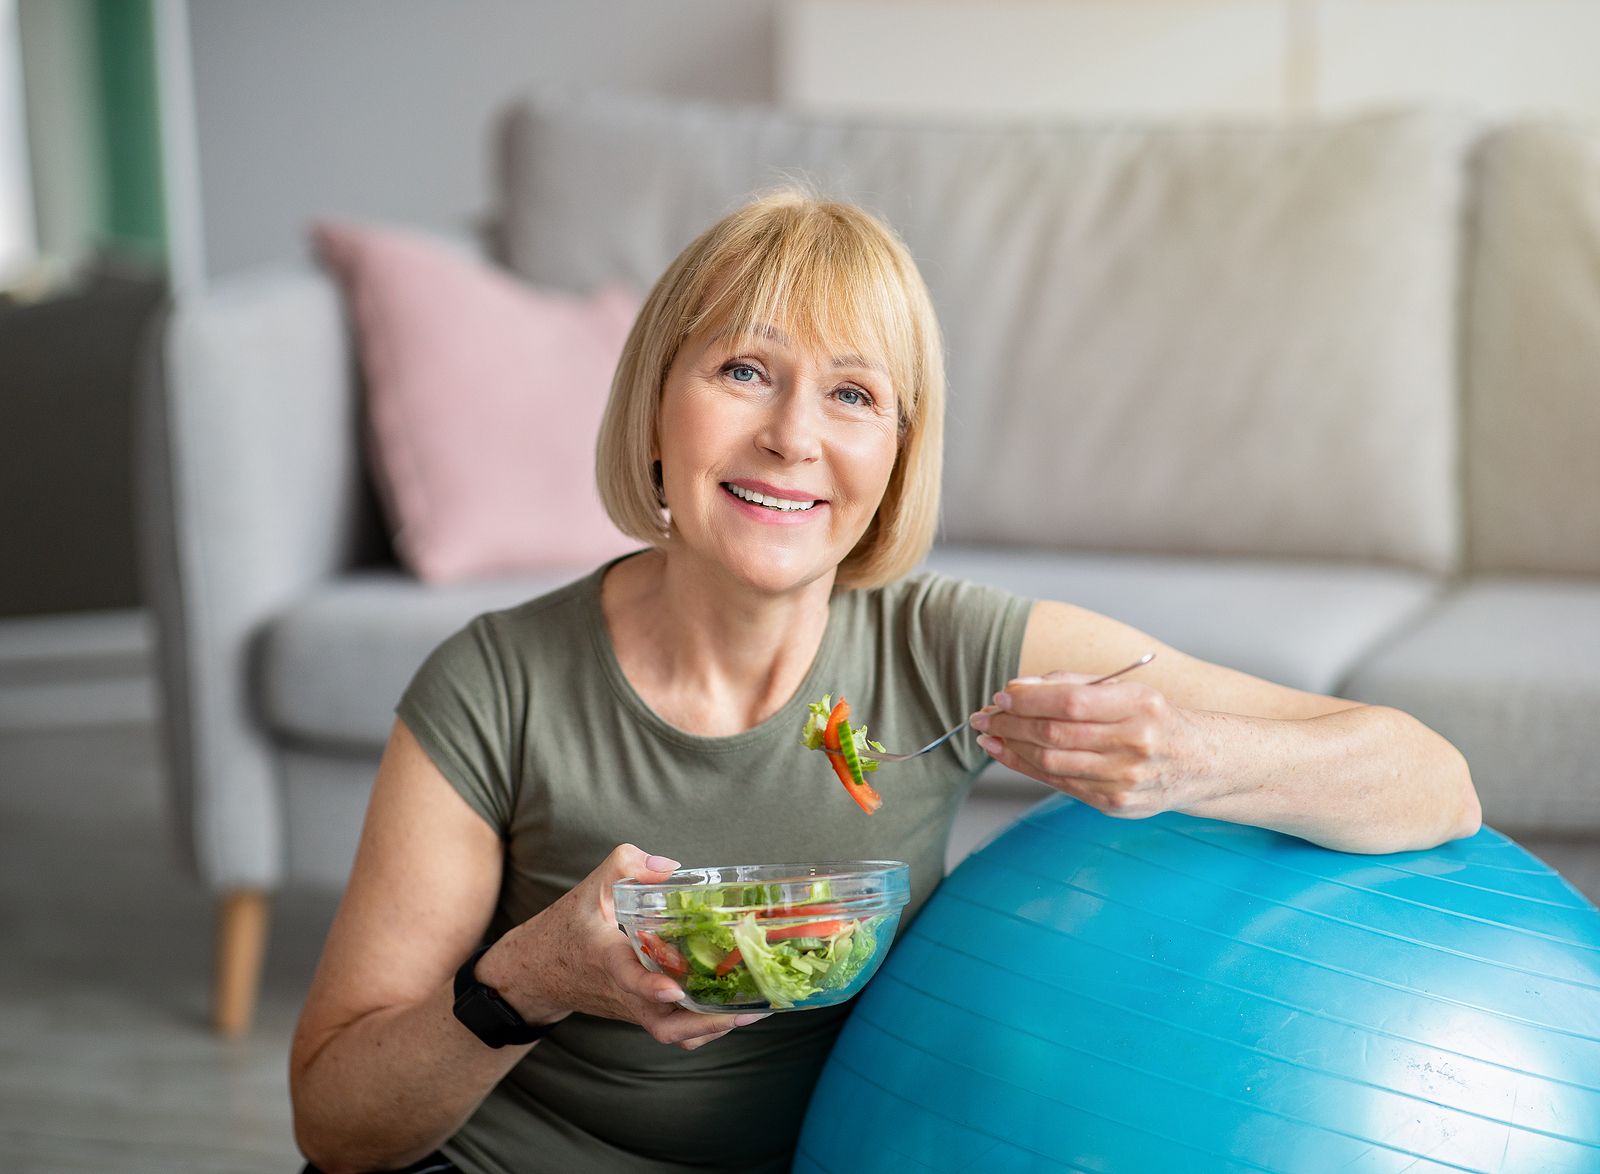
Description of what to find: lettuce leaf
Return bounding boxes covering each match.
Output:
[729,914,825,1009]
[684,966,760,1005]
[817,919,878,991]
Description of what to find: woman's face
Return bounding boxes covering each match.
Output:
[654,318,900,596]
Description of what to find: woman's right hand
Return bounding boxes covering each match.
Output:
[476,844,768,1050]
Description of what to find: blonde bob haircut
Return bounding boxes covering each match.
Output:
[596,189,946,590]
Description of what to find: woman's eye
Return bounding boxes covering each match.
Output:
[725,363,760,383]
[836,386,873,408]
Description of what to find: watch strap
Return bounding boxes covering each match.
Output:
[451,944,555,1048]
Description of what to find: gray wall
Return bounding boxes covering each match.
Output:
[187,0,780,280]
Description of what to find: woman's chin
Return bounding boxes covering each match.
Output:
[705,543,836,597]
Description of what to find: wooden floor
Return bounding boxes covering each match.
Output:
[0,611,341,1174]
[0,717,340,1171]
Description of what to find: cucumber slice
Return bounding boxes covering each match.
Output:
[837,717,869,790]
[684,933,725,975]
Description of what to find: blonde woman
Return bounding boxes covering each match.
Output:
[290,192,1479,1173]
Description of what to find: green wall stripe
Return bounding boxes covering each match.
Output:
[92,0,165,260]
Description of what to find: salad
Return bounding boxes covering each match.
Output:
[639,880,883,1009]
[802,694,885,814]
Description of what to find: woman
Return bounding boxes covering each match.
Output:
[290,191,1479,1173]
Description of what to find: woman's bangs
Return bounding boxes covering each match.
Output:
[683,209,922,427]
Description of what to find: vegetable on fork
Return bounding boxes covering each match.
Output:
[802,695,884,814]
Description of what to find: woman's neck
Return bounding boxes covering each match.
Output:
[601,548,835,736]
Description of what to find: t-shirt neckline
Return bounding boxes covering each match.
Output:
[582,553,846,754]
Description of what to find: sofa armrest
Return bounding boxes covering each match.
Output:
[137,265,378,891]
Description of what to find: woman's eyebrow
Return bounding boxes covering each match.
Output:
[710,324,886,374]
[832,352,888,376]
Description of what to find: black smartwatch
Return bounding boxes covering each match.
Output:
[452,944,556,1048]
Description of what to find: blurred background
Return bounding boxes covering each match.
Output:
[1,1,1597,1170]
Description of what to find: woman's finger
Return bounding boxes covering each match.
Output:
[995,680,1144,722]
[976,711,1121,753]
[978,737,1149,816]
[981,735,1108,783]
[648,1005,755,1046]
[676,1018,754,1050]
[599,843,681,884]
[592,843,680,923]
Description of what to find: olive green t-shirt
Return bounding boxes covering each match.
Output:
[397,554,1032,1173]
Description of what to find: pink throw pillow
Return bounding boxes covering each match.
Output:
[312,219,641,583]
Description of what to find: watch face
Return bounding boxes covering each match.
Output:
[455,988,505,1044]
[453,949,551,1048]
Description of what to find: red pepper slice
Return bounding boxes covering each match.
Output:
[637,929,688,978]
[756,903,847,919]
[764,919,849,942]
[823,698,883,815]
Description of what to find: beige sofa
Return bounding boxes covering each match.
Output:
[139,89,1600,1034]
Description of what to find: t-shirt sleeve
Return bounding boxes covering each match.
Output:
[395,614,520,834]
[899,572,1034,775]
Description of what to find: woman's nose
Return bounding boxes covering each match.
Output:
[755,387,824,462]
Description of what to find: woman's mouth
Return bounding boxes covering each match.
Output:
[722,483,819,512]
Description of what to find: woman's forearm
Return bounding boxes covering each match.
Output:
[1176,704,1481,854]
[291,964,537,1174]
[292,841,761,1172]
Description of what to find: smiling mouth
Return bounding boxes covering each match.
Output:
[722,483,820,512]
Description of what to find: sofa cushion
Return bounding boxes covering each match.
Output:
[498,90,1468,573]
[259,548,1434,751]
[1464,122,1600,575]
[922,545,1441,695]
[311,219,640,584]
[1339,578,1600,834]
[257,569,594,749]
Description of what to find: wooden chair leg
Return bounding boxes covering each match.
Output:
[214,889,270,1037]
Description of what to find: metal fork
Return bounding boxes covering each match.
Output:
[831,651,1157,764]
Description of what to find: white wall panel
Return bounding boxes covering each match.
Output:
[15,0,100,267]
[780,0,1289,119]
[1315,0,1600,118]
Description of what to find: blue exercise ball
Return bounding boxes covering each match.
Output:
[796,795,1600,1172]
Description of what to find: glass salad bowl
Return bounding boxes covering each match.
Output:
[613,861,911,1013]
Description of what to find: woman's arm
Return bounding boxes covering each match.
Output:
[290,721,752,1174]
[969,600,1480,854]
[289,720,523,1171]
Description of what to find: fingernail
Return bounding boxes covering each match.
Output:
[969,712,989,732]
[976,735,1001,755]
[994,692,1012,711]
[733,1012,773,1026]
[645,855,680,872]
[656,987,686,1002]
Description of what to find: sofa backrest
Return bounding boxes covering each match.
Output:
[496,89,1469,574]
[1465,122,1600,576]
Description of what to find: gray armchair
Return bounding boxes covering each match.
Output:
[139,266,580,1032]
[139,268,372,1032]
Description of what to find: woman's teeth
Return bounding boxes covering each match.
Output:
[724,483,817,511]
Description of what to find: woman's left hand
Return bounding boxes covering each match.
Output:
[969,671,1205,818]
